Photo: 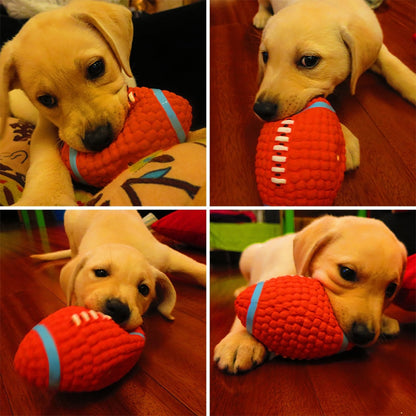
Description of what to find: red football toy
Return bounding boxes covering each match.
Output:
[255,98,345,206]
[14,306,145,392]
[60,87,192,188]
[235,276,354,360]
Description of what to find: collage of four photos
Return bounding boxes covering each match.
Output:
[0,0,415,415]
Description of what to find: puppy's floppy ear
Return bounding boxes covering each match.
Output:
[340,17,382,95]
[69,0,133,77]
[293,215,338,276]
[153,267,176,321]
[397,241,408,284]
[0,41,19,137]
[257,51,265,86]
[60,254,87,306]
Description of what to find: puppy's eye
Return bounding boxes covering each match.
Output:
[385,282,398,299]
[94,269,109,278]
[261,51,269,64]
[298,55,320,68]
[138,283,150,297]
[37,94,58,108]
[339,266,357,282]
[87,59,105,80]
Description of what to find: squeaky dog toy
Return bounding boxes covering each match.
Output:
[60,87,192,188]
[255,98,345,206]
[235,275,354,360]
[14,306,145,392]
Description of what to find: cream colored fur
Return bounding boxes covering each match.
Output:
[32,210,206,330]
[214,216,407,374]
[0,0,134,205]
[253,0,416,171]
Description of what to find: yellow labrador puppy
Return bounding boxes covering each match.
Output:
[214,216,407,374]
[32,210,206,330]
[0,0,134,205]
[252,0,416,171]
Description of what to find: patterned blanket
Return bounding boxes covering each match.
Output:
[0,118,206,206]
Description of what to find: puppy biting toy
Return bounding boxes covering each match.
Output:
[255,98,345,206]
[14,306,145,392]
[235,275,354,360]
[60,87,192,188]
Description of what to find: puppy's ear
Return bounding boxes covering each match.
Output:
[60,255,87,305]
[0,41,19,136]
[398,241,408,284]
[70,1,133,77]
[257,52,265,86]
[340,18,382,95]
[153,268,176,321]
[293,215,337,276]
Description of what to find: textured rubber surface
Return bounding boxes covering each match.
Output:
[255,98,345,206]
[61,87,192,187]
[235,276,352,360]
[14,306,145,392]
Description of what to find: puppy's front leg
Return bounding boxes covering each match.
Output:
[341,123,360,171]
[381,314,400,339]
[214,317,267,374]
[14,116,75,206]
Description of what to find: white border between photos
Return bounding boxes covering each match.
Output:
[1,1,415,414]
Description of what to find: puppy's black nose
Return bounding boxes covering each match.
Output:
[253,100,278,121]
[83,123,113,151]
[350,322,376,345]
[103,298,131,324]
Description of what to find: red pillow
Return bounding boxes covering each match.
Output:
[152,210,206,249]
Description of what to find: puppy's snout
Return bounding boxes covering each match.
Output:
[253,100,278,121]
[103,298,131,324]
[350,322,376,346]
[83,123,114,151]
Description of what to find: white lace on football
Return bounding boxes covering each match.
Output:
[271,119,293,185]
[128,91,136,103]
[275,135,289,142]
[71,310,112,326]
[273,145,288,151]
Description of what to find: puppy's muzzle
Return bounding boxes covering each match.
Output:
[103,298,131,324]
[349,322,376,346]
[253,100,278,121]
[83,123,114,152]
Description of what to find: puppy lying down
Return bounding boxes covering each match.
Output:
[32,210,206,330]
[0,0,136,205]
[252,0,416,171]
[214,215,407,374]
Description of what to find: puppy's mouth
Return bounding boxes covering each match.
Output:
[253,94,325,121]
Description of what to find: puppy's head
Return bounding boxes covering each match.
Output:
[0,0,133,151]
[59,244,176,331]
[293,215,407,347]
[254,2,383,120]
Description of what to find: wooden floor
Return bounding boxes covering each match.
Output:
[210,0,416,206]
[0,212,206,416]
[210,257,416,416]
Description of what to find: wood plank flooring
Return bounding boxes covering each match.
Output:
[0,212,206,416]
[210,256,416,416]
[210,0,416,206]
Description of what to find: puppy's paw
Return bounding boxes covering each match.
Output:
[253,10,272,29]
[214,330,267,374]
[341,124,360,171]
[381,315,400,339]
